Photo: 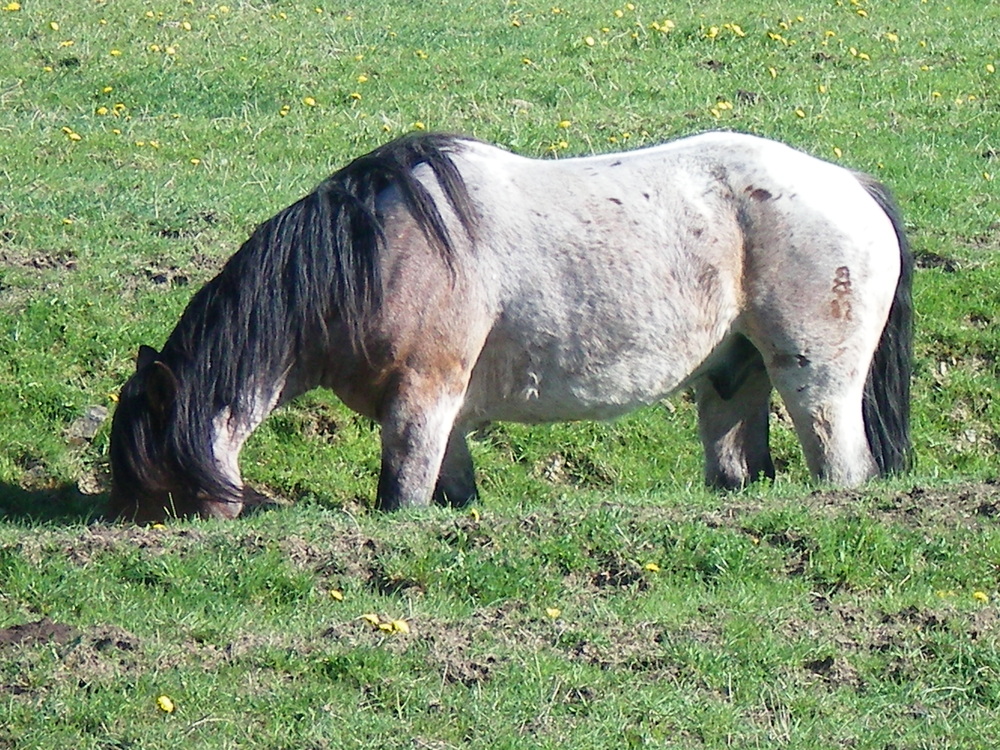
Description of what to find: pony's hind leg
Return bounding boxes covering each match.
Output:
[767,365,877,487]
[696,337,775,489]
[433,425,478,508]
[376,378,466,511]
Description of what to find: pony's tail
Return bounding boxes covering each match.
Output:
[857,175,914,475]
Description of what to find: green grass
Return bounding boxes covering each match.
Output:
[2,0,1000,747]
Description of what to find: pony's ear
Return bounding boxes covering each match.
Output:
[136,345,159,372]
[145,361,179,419]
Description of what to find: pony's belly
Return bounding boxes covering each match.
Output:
[463,351,689,425]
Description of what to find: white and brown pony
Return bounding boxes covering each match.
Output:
[109,131,912,522]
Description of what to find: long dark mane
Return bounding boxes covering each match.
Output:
[113,133,479,507]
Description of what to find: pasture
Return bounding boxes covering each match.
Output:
[1,0,998,747]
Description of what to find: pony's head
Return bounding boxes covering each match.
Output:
[108,345,244,523]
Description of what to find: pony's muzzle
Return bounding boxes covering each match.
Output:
[200,497,244,520]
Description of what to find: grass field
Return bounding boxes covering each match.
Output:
[1,0,999,747]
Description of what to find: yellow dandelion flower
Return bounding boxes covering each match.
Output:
[2,2,22,11]
[182,21,192,31]
[165,45,177,55]
[558,119,571,128]
[794,108,806,118]
[58,40,74,48]
[412,121,426,130]
[988,64,996,74]
[643,562,661,572]
[61,218,73,225]
[614,9,623,18]
[219,5,230,12]
[768,67,778,78]
[50,21,59,30]
[110,49,121,56]
[584,35,595,46]
[885,32,899,43]
[705,26,719,39]
[357,74,368,83]
[415,49,428,59]
[545,607,561,619]
[303,96,317,106]
[96,106,109,115]
[511,16,521,27]
[833,146,843,158]
[973,590,989,603]
[521,57,532,65]
[856,8,868,17]
[189,158,201,165]
[360,613,381,626]
[349,92,362,100]
[156,695,175,713]
[391,619,410,634]
[468,507,480,521]
[68,132,82,141]
[330,589,344,601]
[377,621,394,632]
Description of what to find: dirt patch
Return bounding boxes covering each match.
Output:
[0,620,142,697]
[0,618,80,648]
[0,248,78,273]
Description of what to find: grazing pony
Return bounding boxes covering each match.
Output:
[109,131,912,522]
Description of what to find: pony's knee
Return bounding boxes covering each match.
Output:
[376,390,466,511]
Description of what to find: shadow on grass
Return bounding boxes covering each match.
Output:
[0,483,107,525]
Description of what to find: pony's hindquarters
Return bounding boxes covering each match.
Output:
[739,168,911,486]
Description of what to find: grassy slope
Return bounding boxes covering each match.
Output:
[1,0,999,747]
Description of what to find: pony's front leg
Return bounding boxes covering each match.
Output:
[433,426,478,508]
[376,386,466,511]
[695,363,775,490]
